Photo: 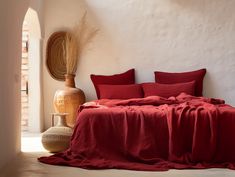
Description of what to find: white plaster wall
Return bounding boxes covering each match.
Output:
[43,0,235,129]
[0,0,44,169]
[28,37,42,132]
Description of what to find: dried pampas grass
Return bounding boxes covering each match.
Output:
[63,12,98,75]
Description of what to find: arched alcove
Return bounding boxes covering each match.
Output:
[22,8,42,134]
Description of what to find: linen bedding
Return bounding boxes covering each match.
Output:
[39,93,235,171]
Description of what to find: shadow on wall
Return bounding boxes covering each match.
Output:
[203,71,216,97]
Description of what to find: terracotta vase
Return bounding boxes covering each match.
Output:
[53,74,85,127]
[41,113,73,153]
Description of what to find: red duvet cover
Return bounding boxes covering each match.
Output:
[38,93,235,171]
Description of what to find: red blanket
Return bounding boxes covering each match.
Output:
[38,93,235,171]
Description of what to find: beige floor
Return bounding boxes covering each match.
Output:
[0,134,235,177]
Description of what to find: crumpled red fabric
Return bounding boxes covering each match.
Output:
[38,93,235,171]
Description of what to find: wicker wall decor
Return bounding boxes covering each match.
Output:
[46,31,67,81]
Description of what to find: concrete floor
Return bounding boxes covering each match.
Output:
[0,134,235,177]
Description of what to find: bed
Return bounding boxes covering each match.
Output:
[39,68,235,170]
[39,93,235,171]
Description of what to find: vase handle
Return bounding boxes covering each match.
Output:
[51,113,69,127]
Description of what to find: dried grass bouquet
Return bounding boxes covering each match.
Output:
[63,13,98,75]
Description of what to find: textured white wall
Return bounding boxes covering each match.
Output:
[43,0,235,129]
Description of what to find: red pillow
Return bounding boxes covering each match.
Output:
[142,81,195,98]
[154,69,206,96]
[90,69,135,99]
[98,84,143,99]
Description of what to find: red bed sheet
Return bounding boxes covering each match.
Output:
[38,93,235,171]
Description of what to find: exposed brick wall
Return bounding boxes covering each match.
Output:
[21,21,29,132]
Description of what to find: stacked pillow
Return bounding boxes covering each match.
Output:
[90,69,142,99]
[90,68,206,99]
[98,84,143,99]
[142,81,195,98]
[154,69,206,96]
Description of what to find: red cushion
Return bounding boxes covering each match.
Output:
[90,69,135,99]
[142,81,195,98]
[98,84,143,99]
[154,69,206,96]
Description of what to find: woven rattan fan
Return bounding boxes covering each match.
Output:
[46,31,67,81]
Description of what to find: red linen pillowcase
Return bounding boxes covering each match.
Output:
[154,68,206,96]
[142,81,195,98]
[98,84,143,99]
[90,69,135,99]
